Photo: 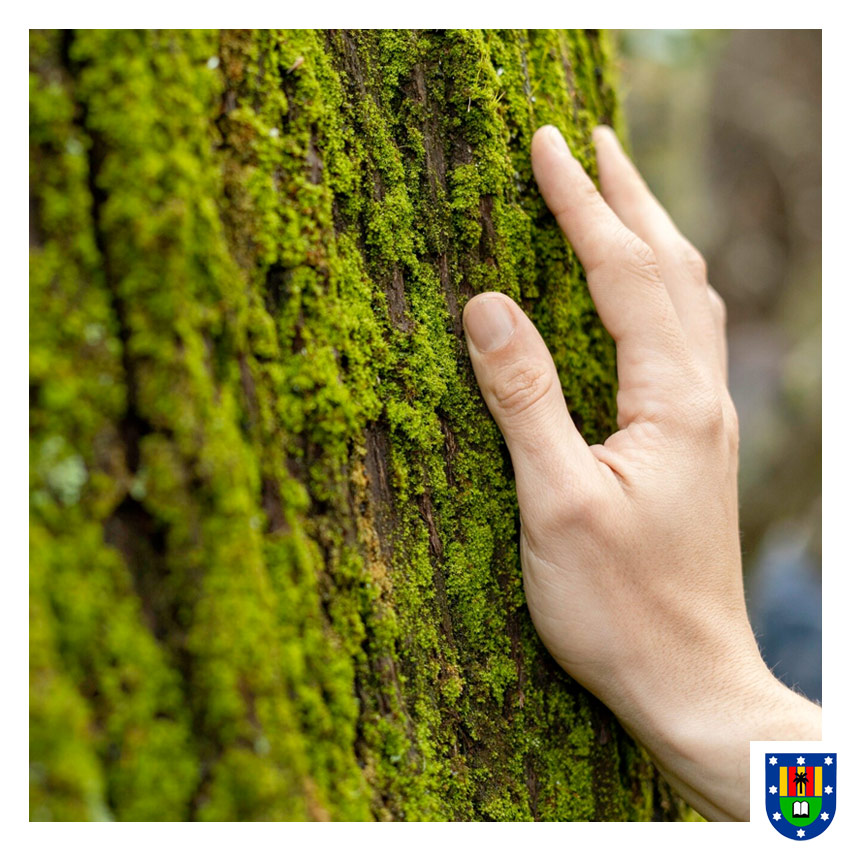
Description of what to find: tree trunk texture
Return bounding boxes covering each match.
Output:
[30,29,690,821]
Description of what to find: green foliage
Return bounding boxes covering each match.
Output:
[30,28,684,821]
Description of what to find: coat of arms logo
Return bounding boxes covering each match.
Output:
[766,753,837,840]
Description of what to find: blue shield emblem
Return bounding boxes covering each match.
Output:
[766,753,836,839]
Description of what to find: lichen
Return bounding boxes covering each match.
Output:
[30,28,690,821]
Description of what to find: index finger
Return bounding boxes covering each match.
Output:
[531,125,691,424]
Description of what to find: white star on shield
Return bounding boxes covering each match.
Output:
[769,756,778,766]
[824,756,834,766]
[769,785,777,794]
[825,785,833,794]
[821,812,830,821]
[797,756,806,765]
[772,812,781,821]
[796,829,805,838]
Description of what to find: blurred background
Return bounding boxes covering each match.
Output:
[617,30,822,701]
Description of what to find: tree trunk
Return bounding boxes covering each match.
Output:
[30,29,689,821]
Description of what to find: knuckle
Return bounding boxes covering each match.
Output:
[679,241,708,283]
[708,285,727,326]
[553,178,602,227]
[722,395,740,450]
[679,379,726,439]
[682,387,740,452]
[578,176,603,209]
[621,232,662,284]
[534,484,600,539]
[696,402,725,441]
[567,487,604,529]
[492,359,554,417]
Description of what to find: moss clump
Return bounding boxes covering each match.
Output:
[30,28,690,821]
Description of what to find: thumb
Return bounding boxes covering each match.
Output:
[462,293,595,514]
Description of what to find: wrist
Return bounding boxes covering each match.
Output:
[628,655,821,820]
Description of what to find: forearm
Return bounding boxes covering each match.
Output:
[626,658,822,821]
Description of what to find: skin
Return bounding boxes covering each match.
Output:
[462,125,821,822]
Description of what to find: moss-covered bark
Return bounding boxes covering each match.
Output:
[29,29,690,821]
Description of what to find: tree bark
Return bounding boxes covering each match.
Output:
[30,28,690,821]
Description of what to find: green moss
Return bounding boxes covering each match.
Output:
[30,28,691,821]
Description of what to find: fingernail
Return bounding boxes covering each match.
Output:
[540,124,569,156]
[464,296,516,352]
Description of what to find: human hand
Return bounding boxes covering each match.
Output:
[462,125,820,821]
